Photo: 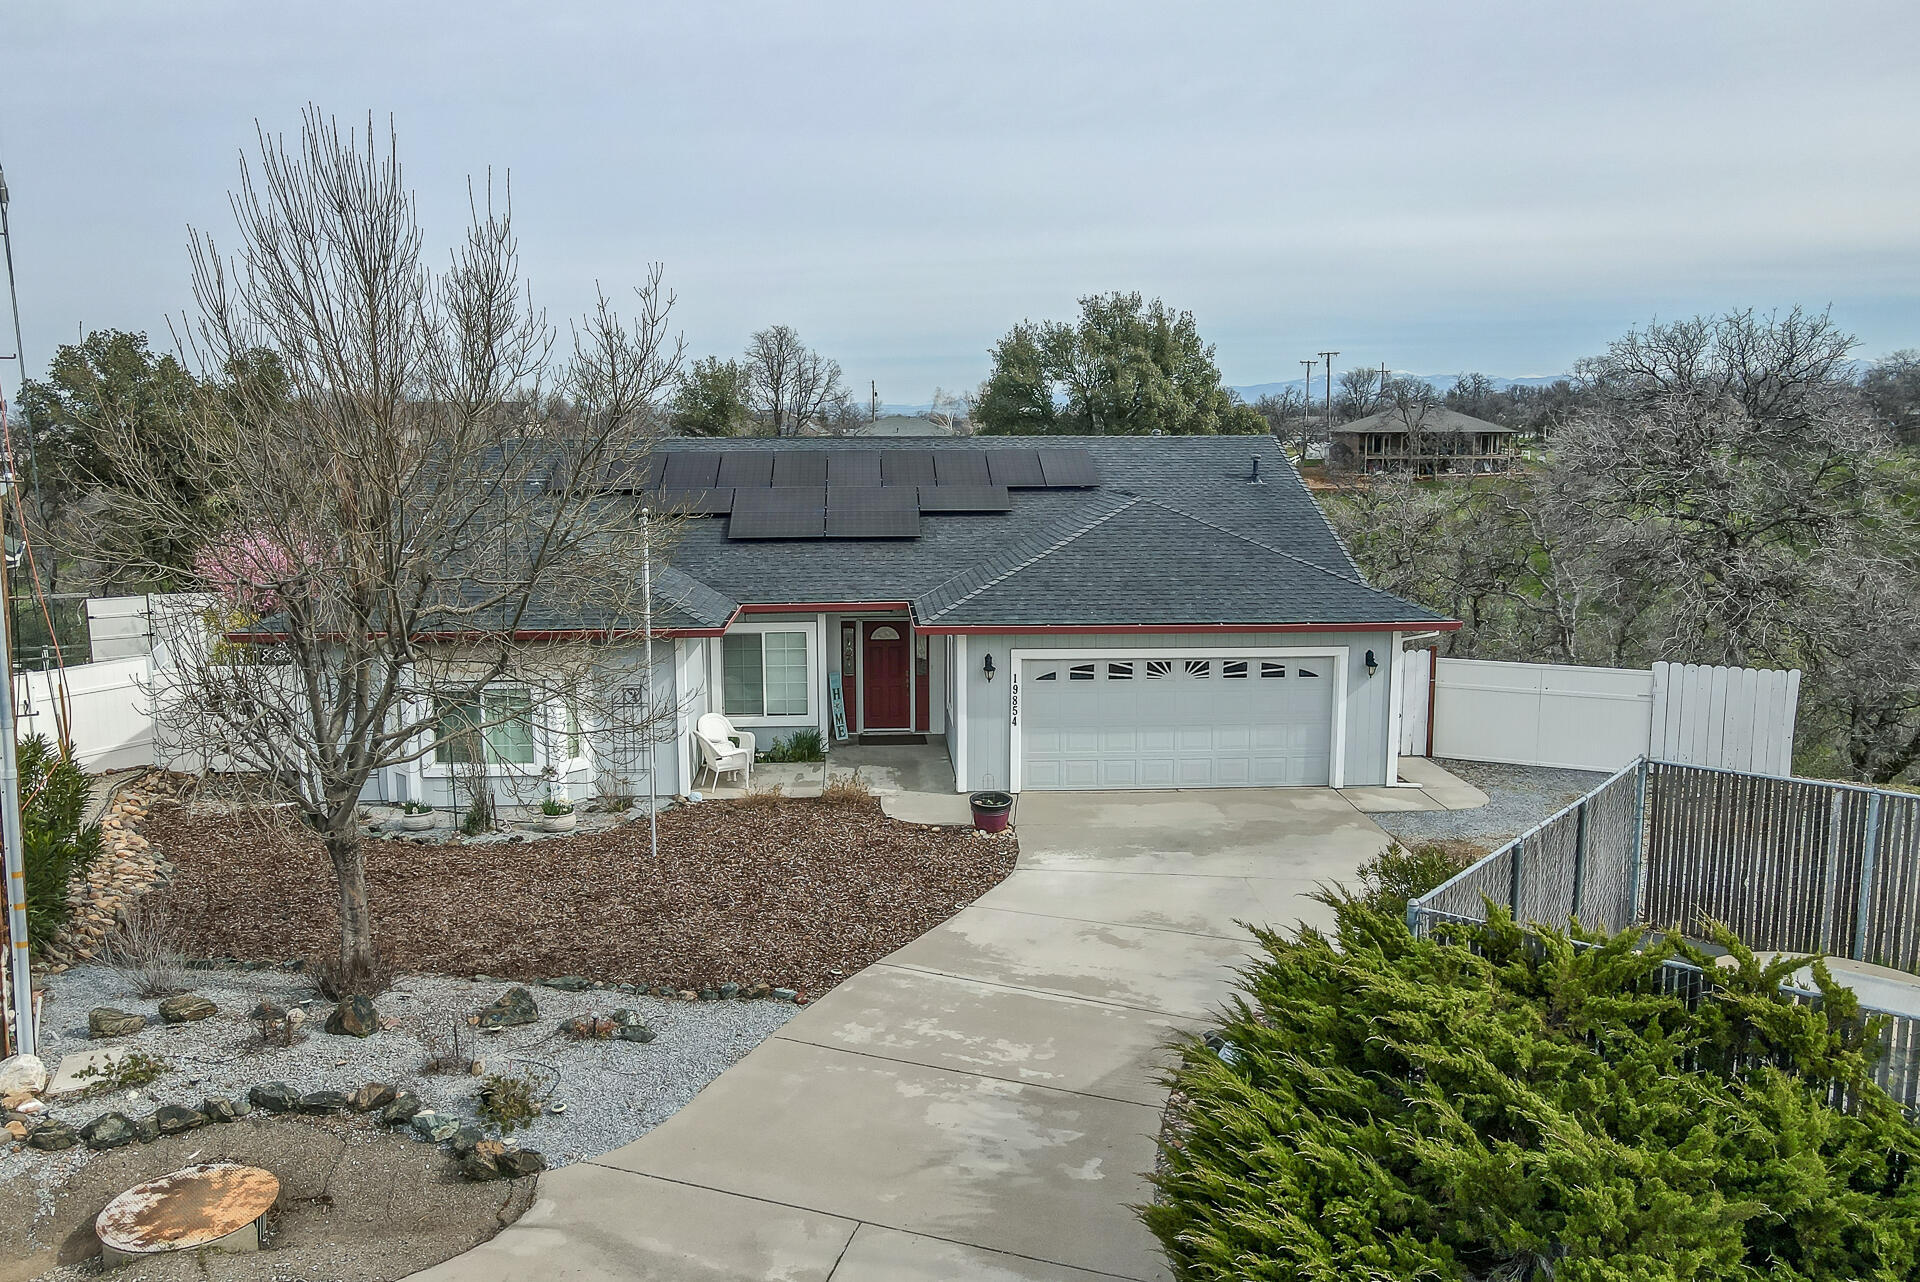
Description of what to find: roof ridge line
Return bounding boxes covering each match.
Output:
[918,493,1143,622]
[1130,494,1383,593]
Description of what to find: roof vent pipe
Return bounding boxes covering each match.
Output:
[1249,456,1264,485]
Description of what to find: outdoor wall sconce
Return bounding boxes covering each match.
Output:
[1365,649,1379,678]
[983,653,997,681]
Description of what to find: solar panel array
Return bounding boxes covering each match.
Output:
[607,446,1097,540]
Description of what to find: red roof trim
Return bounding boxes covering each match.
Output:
[736,601,913,614]
[912,620,1461,636]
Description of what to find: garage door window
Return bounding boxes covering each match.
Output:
[1144,660,1171,679]
[1185,660,1211,678]
[1069,664,1095,680]
[1261,662,1287,678]
[1107,662,1133,680]
[1223,660,1249,679]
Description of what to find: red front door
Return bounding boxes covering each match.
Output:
[862,622,911,729]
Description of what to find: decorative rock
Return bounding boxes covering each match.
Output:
[676,989,697,1002]
[26,1120,77,1150]
[719,982,741,999]
[477,987,539,1029]
[498,1148,547,1178]
[134,1114,160,1143]
[202,1096,242,1123]
[457,1150,503,1181]
[772,988,798,1003]
[298,1090,349,1114]
[542,975,590,992]
[0,1054,47,1096]
[155,1104,207,1135]
[378,1093,422,1126]
[248,1082,300,1114]
[325,995,379,1038]
[80,1112,137,1150]
[411,1111,459,1142]
[611,1010,655,1044]
[158,994,217,1024]
[449,1125,484,1156]
[748,982,774,999]
[97,1004,152,1036]
[349,1082,397,1113]
[697,988,718,1001]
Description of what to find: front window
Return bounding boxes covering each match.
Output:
[723,631,809,717]
[434,688,535,765]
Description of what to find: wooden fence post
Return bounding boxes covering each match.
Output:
[1854,792,1883,962]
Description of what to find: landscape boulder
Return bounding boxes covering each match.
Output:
[378,1093,422,1126]
[25,1121,76,1151]
[541,975,590,992]
[349,1082,397,1113]
[133,1114,160,1143]
[449,1125,485,1156]
[248,1081,301,1114]
[298,1089,350,1114]
[611,1010,655,1044]
[477,987,539,1029]
[80,1112,137,1150]
[498,1148,547,1178]
[158,994,217,1024]
[154,1104,207,1135]
[89,1008,146,1039]
[325,995,379,1038]
[202,1096,243,1123]
[410,1111,460,1142]
[0,1054,47,1097]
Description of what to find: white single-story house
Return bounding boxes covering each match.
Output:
[374,435,1457,808]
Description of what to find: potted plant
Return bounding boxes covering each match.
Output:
[397,800,437,832]
[968,790,1014,834]
[539,793,577,833]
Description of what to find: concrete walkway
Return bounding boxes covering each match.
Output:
[414,789,1395,1281]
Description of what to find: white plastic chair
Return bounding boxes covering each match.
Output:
[694,713,755,789]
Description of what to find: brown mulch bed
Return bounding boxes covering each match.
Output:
[139,798,1015,997]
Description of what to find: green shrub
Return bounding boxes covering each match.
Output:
[20,735,103,953]
[1145,897,1920,1281]
[1355,838,1485,920]
[762,729,825,763]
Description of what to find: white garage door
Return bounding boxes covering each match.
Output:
[1018,655,1336,790]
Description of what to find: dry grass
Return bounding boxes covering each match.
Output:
[819,770,877,808]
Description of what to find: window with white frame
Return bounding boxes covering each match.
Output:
[433,688,535,765]
[722,631,809,717]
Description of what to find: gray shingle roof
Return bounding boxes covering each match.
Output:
[1333,407,1516,436]
[644,436,1449,631]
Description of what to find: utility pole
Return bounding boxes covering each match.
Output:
[0,472,30,1056]
[1298,358,1318,452]
[870,381,878,423]
[1319,350,1340,424]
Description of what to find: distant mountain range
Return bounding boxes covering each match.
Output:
[878,373,1568,417]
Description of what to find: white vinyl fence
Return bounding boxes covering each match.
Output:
[1402,654,1798,775]
[14,657,156,772]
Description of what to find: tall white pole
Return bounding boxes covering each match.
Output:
[0,473,33,1056]
[642,507,657,858]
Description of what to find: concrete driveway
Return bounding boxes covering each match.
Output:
[412,789,1392,1282]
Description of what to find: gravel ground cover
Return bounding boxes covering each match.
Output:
[141,795,1016,996]
[1374,758,1610,852]
[11,961,799,1187]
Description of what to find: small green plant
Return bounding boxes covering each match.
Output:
[540,794,574,816]
[73,1049,170,1095]
[401,800,432,815]
[1353,839,1484,920]
[476,1070,544,1134]
[462,793,494,835]
[762,729,825,763]
[19,734,104,954]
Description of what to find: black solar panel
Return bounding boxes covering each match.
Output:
[826,491,920,538]
[879,449,937,486]
[729,486,825,539]
[985,449,1047,487]
[716,453,774,489]
[653,488,734,516]
[916,484,1011,512]
[772,451,830,488]
[1037,447,1098,487]
[933,451,992,487]
[598,453,661,492]
[662,452,722,490]
[826,451,882,487]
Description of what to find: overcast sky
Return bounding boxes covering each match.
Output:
[2,2,1916,404]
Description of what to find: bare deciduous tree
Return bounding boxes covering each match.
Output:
[94,110,685,980]
[743,324,850,436]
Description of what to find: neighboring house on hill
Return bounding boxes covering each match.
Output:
[371,436,1455,808]
[1330,406,1516,475]
[809,413,956,437]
